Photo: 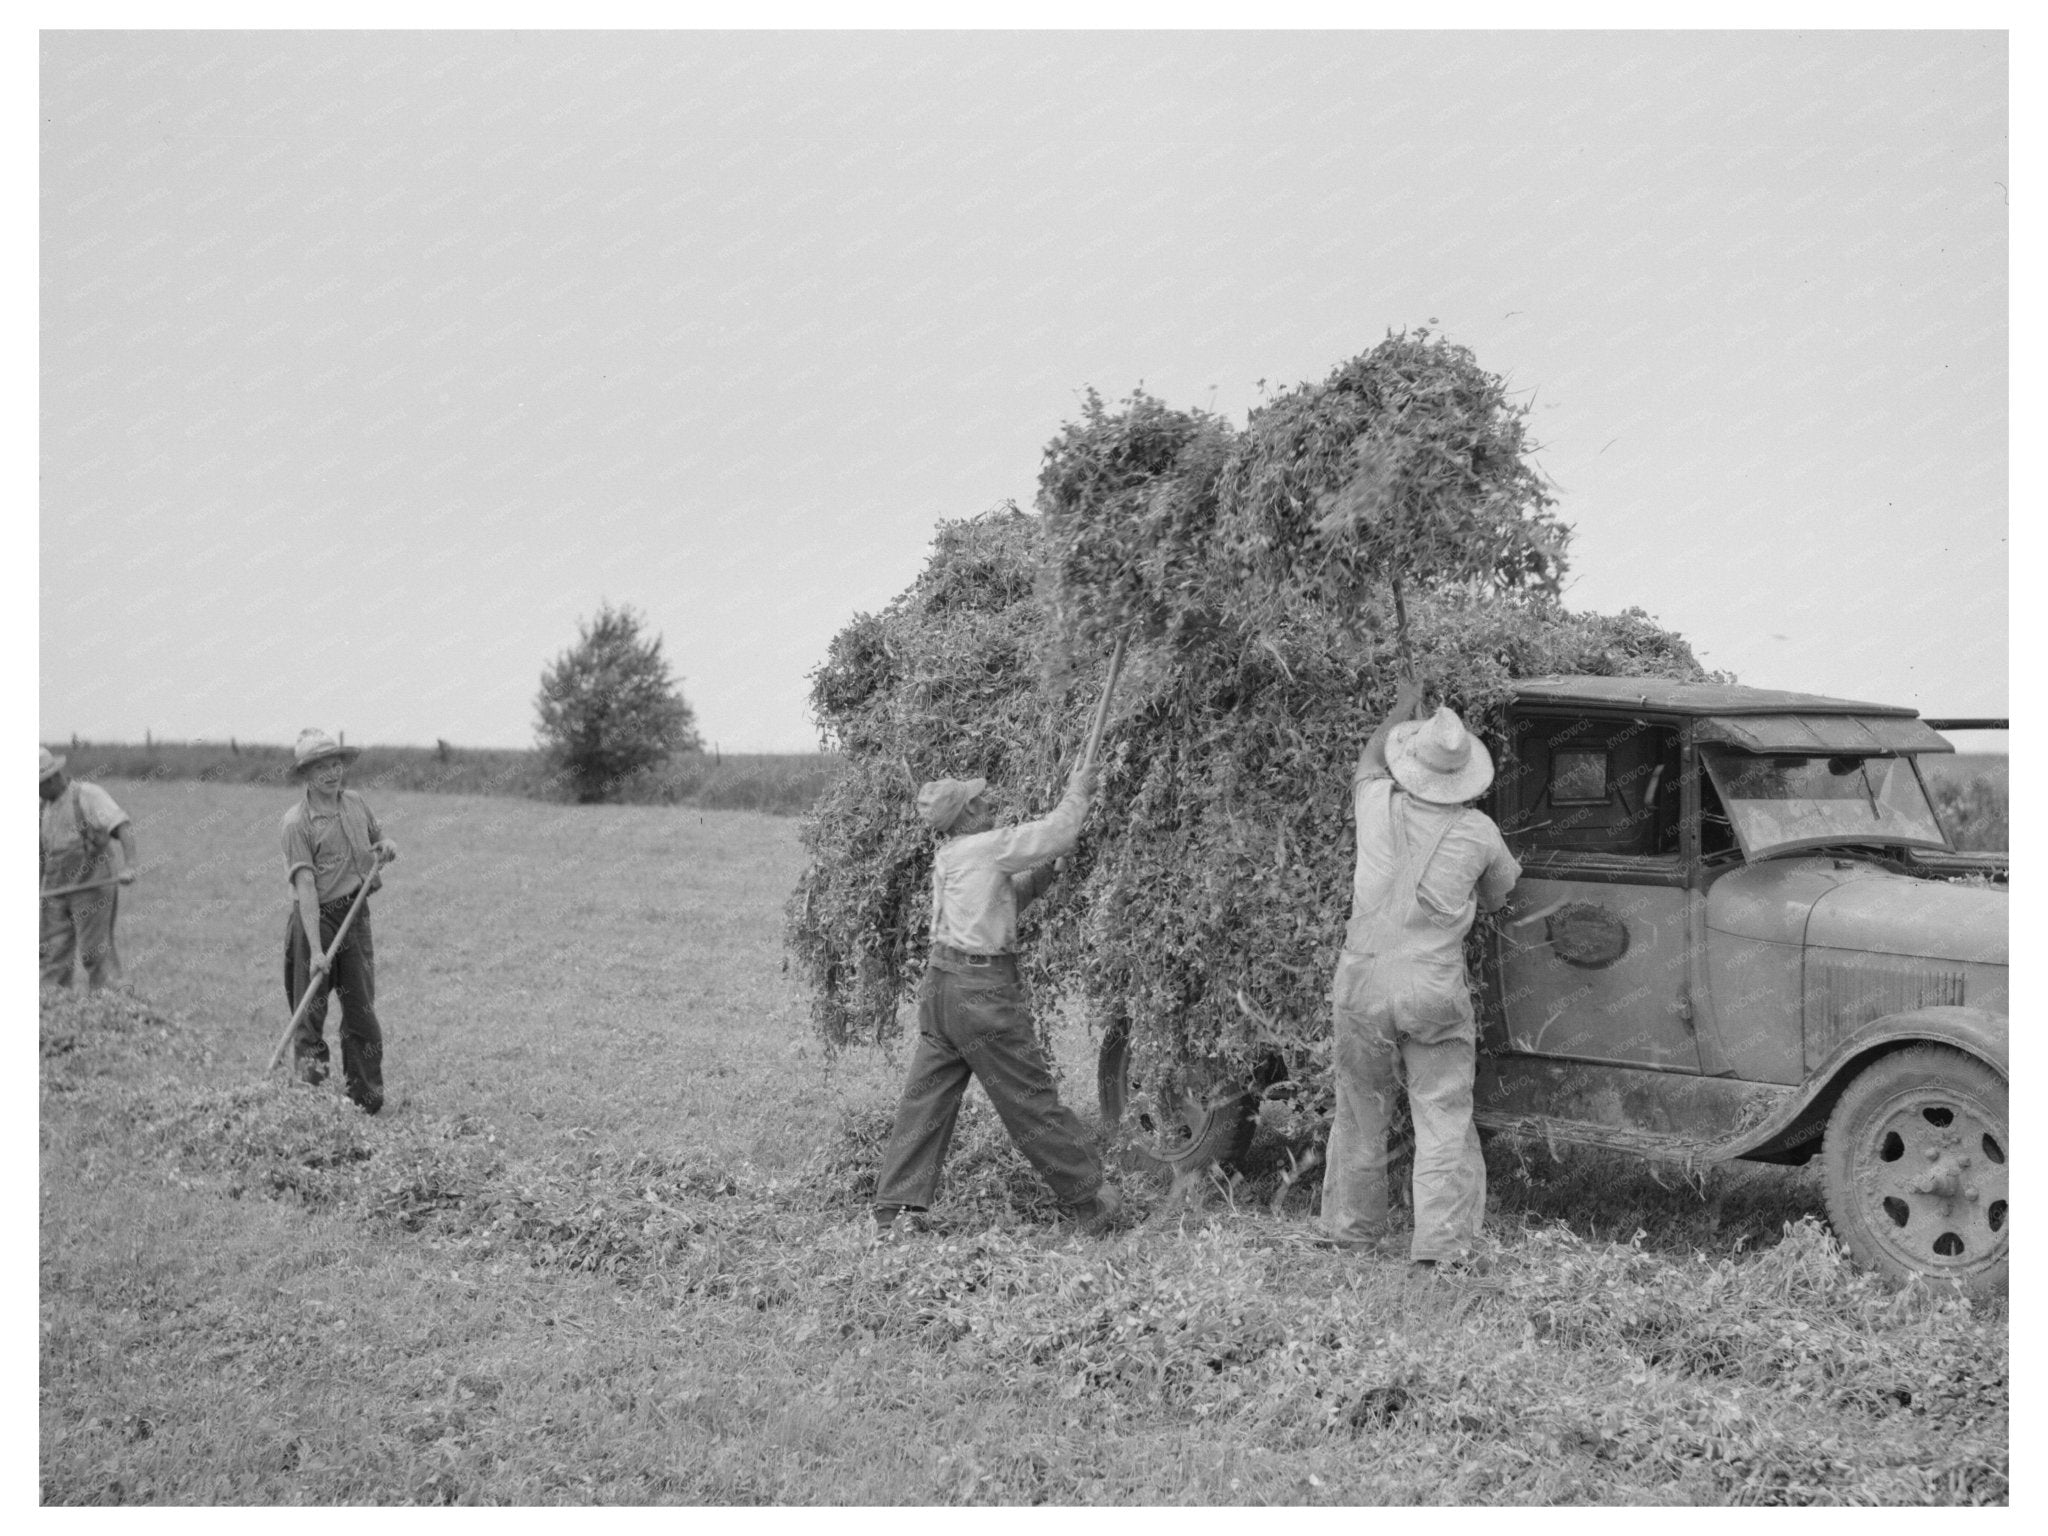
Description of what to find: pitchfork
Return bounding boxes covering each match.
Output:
[266,852,387,1074]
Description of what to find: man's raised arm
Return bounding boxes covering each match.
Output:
[1356,678,1426,784]
[992,763,1099,873]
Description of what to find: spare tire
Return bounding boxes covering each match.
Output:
[1096,1014,1257,1177]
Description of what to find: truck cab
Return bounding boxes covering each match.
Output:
[1474,677,2007,1292]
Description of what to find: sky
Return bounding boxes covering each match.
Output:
[37,29,2009,753]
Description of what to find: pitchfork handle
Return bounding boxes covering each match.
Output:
[266,855,386,1074]
[39,876,123,901]
[1080,635,1128,775]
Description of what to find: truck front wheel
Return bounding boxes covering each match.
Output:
[1096,1016,1256,1177]
[1821,1045,2007,1295]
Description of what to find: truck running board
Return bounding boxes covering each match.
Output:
[1474,1055,1800,1168]
[1475,1112,1730,1170]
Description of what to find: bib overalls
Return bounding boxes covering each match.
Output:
[1324,779,1514,1259]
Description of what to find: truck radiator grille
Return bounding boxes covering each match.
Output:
[1806,957,1966,1052]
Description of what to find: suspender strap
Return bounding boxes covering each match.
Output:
[74,789,110,867]
[1360,806,1457,952]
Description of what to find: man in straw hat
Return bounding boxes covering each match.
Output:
[39,746,138,989]
[870,759,1124,1239]
[281,728,399,1113]
[1323,680,1521,1275]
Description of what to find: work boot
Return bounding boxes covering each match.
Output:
[869,1205,928,1244]
[1074,1185,1125,1237]
[1410,1251,1489,1281]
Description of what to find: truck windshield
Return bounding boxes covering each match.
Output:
[1700,748,1950,858]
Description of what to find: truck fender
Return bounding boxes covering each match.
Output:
[1724,1005,2008,1163]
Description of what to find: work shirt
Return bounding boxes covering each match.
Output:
[928,781,1088,955]
[1344,765,1520,962]
[39,780,130,889]
[281,788,383,905]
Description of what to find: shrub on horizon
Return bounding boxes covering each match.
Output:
[535,602,703,805]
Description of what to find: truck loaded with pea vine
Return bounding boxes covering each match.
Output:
[786,334,2007,1295]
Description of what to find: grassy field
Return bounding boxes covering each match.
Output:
[49,739,841,816]
[1920,753,2008,852]
[41,782,2007,1505]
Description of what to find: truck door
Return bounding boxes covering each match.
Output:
[1486,713,1703,1073]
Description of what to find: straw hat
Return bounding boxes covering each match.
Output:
[1387,707,1494,805]
[40,746,66,781]
[289,728,361,777]
[916,776,986,833]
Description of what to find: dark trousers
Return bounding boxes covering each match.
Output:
[873,960,1102,1211]
[285,897,384,1112]
[39,887,121,989]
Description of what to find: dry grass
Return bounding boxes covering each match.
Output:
[41,782,2007,1505]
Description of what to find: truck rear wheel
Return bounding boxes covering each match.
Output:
[1821,1045,2007,1295]
[1096,1017,1256,1177]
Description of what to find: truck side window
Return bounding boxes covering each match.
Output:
[1498,716,1682,858]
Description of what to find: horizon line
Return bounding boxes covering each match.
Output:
[40,736,838,757]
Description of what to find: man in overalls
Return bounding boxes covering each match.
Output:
[39,747,138,989]
[870,762,1123,1239]
[1323,681,1521,1273]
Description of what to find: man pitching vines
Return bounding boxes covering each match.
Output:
[1323,681,1521,1273]
[871,762,1124,1239]
[281,729,398,1114]
[39,746,138,989]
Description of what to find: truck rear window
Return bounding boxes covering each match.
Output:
[1498,717,1681,858]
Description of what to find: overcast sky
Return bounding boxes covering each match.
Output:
[38,29,2008,752]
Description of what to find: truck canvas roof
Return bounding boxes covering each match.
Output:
[1513,676,1918,718]
[1512,677,1953,755]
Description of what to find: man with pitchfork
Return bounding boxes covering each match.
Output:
[39,746,138,989]
[869,755,1124,1241]
[870,644,1130,1240]
[280,728,399,1113]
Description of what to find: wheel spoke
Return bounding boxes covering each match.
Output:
[1865,1113,1933,1197]
[1862,1154,1921,1200]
